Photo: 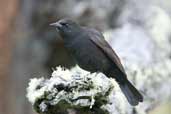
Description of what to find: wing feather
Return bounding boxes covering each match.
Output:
[86,28,126,74]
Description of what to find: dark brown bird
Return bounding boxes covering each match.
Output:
[50,19,143,106]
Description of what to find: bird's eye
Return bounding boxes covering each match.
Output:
[60,22,69,27]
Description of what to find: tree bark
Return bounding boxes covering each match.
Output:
[0,0,18,114]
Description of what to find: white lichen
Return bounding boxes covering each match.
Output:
[26,78,46,104]
[26,66,115,113]
[39,102,47,112]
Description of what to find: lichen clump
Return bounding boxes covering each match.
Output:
[26,66,114,114]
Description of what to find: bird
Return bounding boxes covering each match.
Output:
[50,19,143,106]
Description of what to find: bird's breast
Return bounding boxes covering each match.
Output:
[65,38,111,72]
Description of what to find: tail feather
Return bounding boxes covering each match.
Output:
[120,80,143,106]
[105,70,143,106]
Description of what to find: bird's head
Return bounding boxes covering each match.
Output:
[50,19,82,39]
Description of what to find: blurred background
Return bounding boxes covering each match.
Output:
[0,0,171,114]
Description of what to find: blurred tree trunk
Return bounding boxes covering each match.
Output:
[0,0,18,114]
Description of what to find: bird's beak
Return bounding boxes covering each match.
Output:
[50,22,62,28]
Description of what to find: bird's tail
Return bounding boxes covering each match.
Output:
[119,80,143,106]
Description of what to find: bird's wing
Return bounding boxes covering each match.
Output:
[87,29,126,74]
